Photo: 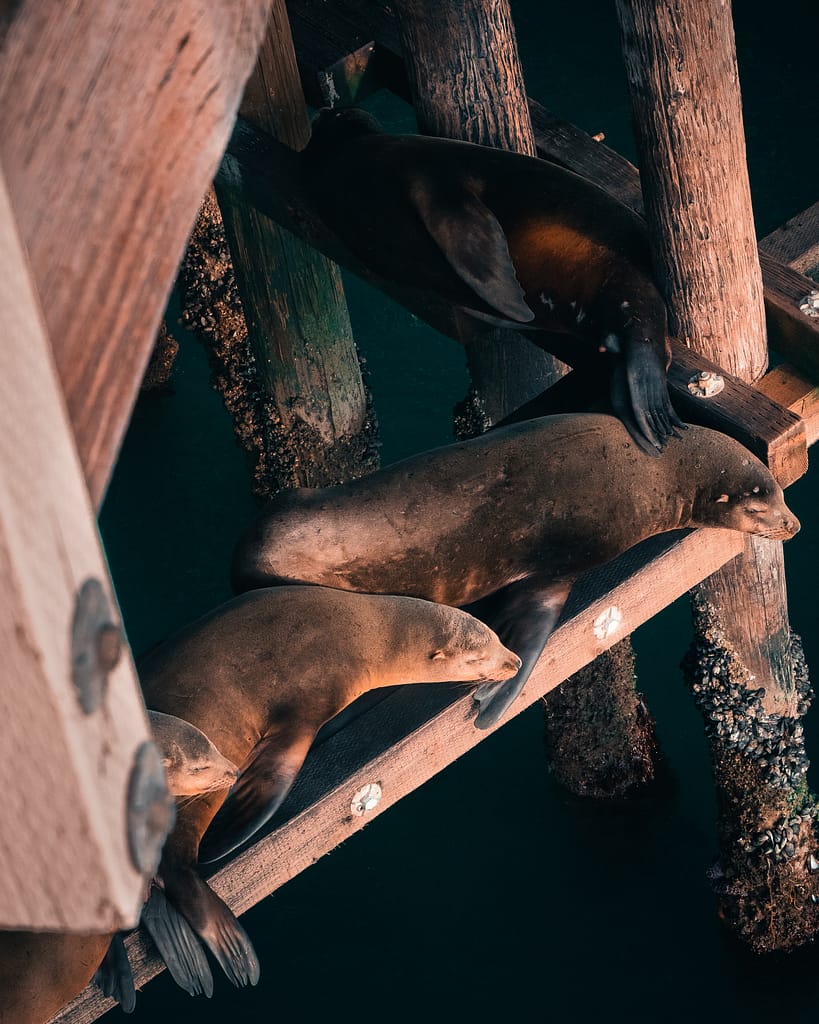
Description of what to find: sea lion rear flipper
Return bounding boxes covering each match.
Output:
[156,871,260,989]
[468,579,572,730]
[611,342,685,454]
[409,175,535,323]
[140,884,214,998]
[198,726,316,864]
[93,932,136,1012]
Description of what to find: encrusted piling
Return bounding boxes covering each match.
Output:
[615,0,817,949]
[197,0,379,497]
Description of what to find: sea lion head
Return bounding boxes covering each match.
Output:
[147,710,239,797]
[409,602,522,684]
[689,447,800,541]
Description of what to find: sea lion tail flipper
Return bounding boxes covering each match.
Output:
[93,933,136,1013]
[409,174,535,323]
[468,580,572,730]
[140,884,214,998]
[198,727,316,864]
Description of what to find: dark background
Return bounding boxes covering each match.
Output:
[99,2,819,1020]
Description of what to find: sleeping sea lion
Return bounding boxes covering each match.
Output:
[230,413,799,732]
[302,107,685,453]
[0,713,238,1024]
[138,586,520,989]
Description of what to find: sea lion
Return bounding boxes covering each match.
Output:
[0,713,238,1024]
[137,585,519,988]
[302,107,685,453]
[230,413,800,732]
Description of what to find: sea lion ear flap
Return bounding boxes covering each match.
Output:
[408,175,535,323]
[198,725,316,864]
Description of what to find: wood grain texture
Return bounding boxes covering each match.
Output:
[214,0,370,484]
[393,0,562,428]
[0,0,273,506]
[761,200,819,277]
[0,170,152,931]
[52,525,748,1022]
[758,365,819,447]
[667,342,807,487]
[615,0,767,381]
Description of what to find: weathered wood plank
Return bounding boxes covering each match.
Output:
[52,524,749,1022]
[0,169,154,931]
[0,0,274,506]
[761,200,819,277]
[758,365,819,448]
[667,342,806,487]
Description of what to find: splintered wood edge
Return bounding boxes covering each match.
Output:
[53,526,747,1023]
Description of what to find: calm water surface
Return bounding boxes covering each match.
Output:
[99,3,819,1021]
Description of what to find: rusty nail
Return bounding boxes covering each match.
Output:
[127,741,174,876]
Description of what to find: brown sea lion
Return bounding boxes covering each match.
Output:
[138,585,519,988]
[230,413,799,733]
[0,713,238,1024]
[302,108,685,453]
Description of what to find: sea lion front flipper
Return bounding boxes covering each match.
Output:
[409,175,535,323]
[467,579,572,730]
[611,341,685,454]
[198,726,317,864]
[93,932,136,1012]
[141,884,214,998]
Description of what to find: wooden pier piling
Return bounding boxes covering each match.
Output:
[199,0,379,496]
[615,0,817,951]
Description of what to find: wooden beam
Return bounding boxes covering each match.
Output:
[53,523,750,1022]
[758,365,819,448]
[0,169,155,932]
[761,200,819,277]
[0,0,274,506]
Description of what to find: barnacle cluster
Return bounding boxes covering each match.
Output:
[178,190,379,498]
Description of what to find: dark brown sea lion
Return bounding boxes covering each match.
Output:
[0,713,238,1024]
[138,585,520,987]
[302,107,685,453]
[230,413,799,732]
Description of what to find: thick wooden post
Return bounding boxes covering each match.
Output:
[394,0,660,798]
[616,0,817,951]
[394,0,561,427]
[0,171,163,932]
[187,0,378,496]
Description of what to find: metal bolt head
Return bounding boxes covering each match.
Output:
[687,370,725,398]
[72,578,123,713]
[799,290,819,319]
[351,782,382,816]
[127,741,174,876]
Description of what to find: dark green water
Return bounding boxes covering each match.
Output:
[99,3,819,1021]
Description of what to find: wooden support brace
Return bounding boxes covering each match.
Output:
[0,170,153,932]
